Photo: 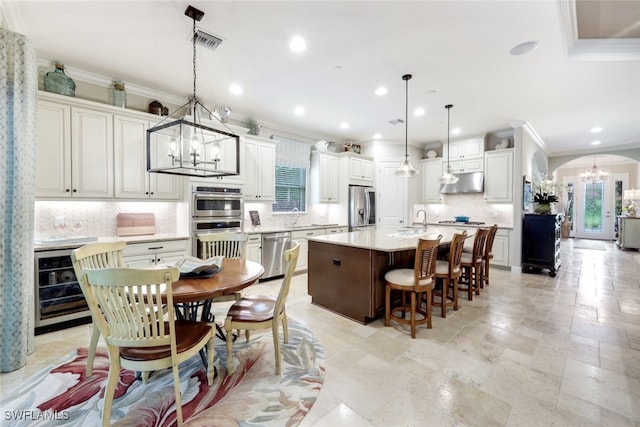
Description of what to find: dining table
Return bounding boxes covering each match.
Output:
[171,258,265,339]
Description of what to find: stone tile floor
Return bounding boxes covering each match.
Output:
[2,238,640,426]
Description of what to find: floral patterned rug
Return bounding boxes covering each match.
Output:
[1,320,325,426]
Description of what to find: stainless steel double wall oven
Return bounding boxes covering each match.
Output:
[191,185,243,258]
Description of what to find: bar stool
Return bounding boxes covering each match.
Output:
[483,225,498,288]
[384,236,441,338]
[459,228,489,301]
[432,231,467,318]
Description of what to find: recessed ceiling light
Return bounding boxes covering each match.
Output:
[373,133,381,139]
[294,106,305,116]
[229,84,243,95]
[591,140,602,146]
[509,41,539,56]
[414,107,425,117]
[375,86,388,96]
[340,121,350,129]
[590,126,603,133]
[450,127,461,135]
[289,36,306,53]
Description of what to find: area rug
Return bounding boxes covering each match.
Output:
[0,320,325,426]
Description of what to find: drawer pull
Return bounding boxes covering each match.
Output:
[332,258,341,266]
[148,246,163,250]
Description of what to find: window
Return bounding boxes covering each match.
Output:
[271,136,311,212]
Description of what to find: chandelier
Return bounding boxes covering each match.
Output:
[581,157,607,182]
[146,5,240,178]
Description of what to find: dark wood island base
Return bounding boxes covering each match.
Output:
[307,240,414,324]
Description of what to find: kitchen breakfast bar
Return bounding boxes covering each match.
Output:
[307,227,469,324]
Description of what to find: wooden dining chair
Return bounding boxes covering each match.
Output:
[459,227,489,301]
[432,231,467,318]
[82,267,215,427]
[199,232,249,303]
[483,224,498,288]
[384,236,441,338]
[224,241,300,375]
[71,241,127,377]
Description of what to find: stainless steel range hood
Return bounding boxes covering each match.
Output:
[439,172,484,194]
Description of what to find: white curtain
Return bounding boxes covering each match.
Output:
[0,29,37,372]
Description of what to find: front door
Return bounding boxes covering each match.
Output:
[565,173,627,240]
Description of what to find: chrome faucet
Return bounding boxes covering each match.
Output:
[291,207,299,227]
[416,209,427,227]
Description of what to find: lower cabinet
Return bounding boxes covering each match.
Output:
[246,234,262,264]
[123,239,189,268]
[291,228,326,272]
[523,214,561,277]
[491,228,510,267]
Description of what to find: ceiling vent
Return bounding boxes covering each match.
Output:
[389,118,404,125]
[193,29,224,51]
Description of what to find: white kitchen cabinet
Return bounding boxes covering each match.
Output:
[484,149,514,203]
[243,136,276,201]
[444,135,485,160]
[246,234,262,264]
[122,239,189,268]
[310,151,340,203]
[447,158,484,174]
[420,158,444,203]
[342,154,374,184]
[291,228,325,271]
[490,228,510,267]
[114,114,181,200]
[36,100,114,198]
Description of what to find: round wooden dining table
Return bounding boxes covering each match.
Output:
[172,258,265,304]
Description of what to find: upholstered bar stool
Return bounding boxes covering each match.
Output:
[459,228,489,301]
[384,236,441,338]
[432,231,466,318]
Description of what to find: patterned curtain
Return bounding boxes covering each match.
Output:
[0,29,38,372]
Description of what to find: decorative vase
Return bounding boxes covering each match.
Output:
[534,203,552,214]
[43,62,76,97]
[112,80,126,108]
[561,217,571,238]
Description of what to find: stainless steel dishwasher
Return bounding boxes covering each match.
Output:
[261,232,292,279]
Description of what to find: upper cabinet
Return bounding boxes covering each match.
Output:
[114,114,182,200]
[420,158,443,203]
[243,136,276,201]
[37,92,183,200]
[484,148,514,203]
[342,154,374,185]
[36,99,114,198]
[310,151,339,203]
[442,134,485,173]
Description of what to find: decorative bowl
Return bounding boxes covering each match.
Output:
[454,215,470,223]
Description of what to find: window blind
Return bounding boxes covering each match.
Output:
[270,135,312,212]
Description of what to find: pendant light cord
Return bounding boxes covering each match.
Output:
[405,77,409,159]
[445,104,453,171]
[192,16,198,118]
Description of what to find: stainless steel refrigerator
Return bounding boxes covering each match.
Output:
[349,185,376,231]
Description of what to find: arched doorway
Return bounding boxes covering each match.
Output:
[554,155,637,241]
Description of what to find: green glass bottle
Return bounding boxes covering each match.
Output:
[43,62,76,97]
[112,80,126,108]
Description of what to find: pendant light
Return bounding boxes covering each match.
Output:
[395,74,419,177]
[581,156,608,182]
[146,5,240,178]
[440,104,459,184]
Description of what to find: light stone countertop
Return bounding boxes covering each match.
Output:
[307,226,472,252]
[244,224,347,235]
[34,233,189,251]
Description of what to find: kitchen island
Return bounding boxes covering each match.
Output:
[307,227,468,324]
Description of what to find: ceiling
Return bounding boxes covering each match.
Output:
[2,1,639,156]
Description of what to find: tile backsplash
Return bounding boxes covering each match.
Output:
[34,201,189,238]
[413,194,514,227]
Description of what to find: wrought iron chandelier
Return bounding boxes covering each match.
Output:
[581,156,607,182]
[146,5,240,178]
